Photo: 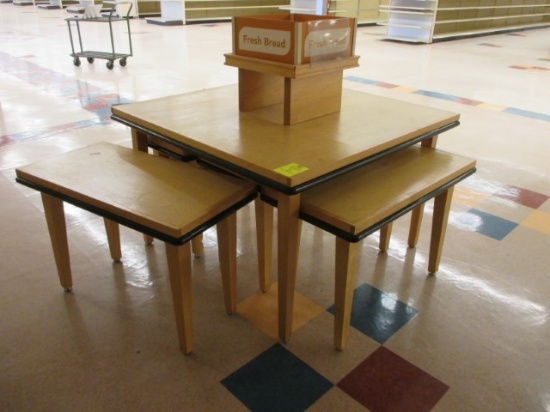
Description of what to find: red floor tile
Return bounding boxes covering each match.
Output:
[337,346,449,412]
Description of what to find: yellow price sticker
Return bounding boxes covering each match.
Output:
[274,163,309,177]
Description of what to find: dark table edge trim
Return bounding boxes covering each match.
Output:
[15,177,257,246]
[111,113,459,195]
[261,167,476,243]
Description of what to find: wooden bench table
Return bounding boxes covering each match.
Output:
[262,146,476,349]
[15,142,257,354]
[111,85,462,343]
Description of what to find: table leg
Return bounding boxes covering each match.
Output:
[276,193,301,342]
[421,135,438,148]
[131,129,149,152]
[104,218,121,261]
[429,187,454,274]
[41,193,73,291]
[408,204,425,247]
[255,197,274,292]
[379,222,393,252]
[131,129,155,245]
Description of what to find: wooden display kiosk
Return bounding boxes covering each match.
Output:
[224,13,359,125]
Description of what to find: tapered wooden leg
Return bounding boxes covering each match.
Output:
[255,198,274,292]
[421,135,438,148]
[165,242,193,355]
[41,193,72,291]
[334,238,360,351]
[103,218,121,261]
[216,214,237,314]
[379,222,393,252]
[131,129,155,246]
[277,193,301,342]
[408,204,425,248]
[191,234,204,258]
[429,187,454,274]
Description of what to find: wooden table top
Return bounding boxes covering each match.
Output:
[111,85,460,193]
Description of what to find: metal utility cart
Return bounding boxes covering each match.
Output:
[66,2,133,70]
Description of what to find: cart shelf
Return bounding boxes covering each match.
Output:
[66,2,133,70]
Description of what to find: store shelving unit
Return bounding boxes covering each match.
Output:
[329,0,389,24]
[381,0,550,43]
[37,0,62,9]
[145,0,184,25]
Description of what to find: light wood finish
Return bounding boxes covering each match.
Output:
[165,242,194,354]
[111,85,460,343]
[275,192,302,342]
[216,213,238,314]
[296,146,475,349]
[255,198,274,293]
[225,54,360,79]
[226,54,359,125]
[104,218,122,261]
[112,85,459,189]
[379,222,393,252]
[16,142,256,354]
[238,69,283,112]
[284,70,344,125]
[41,193,73,291]
[429,186,454,273]
[131,128,205,256]
[300,148,475,236]
[408,204,425,247]
[334,238,360,350]
[238,69,347,125]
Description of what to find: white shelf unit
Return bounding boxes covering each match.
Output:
[382,0,550,43]
[145,0,184,25]
[381,0,436,42]
[283,0,328,14]
[328,0,389,25]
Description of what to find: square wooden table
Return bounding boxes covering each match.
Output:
[111,84,460,342]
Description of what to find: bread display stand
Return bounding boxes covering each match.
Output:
[224,13,359,125]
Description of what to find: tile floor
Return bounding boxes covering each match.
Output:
[1,4,549,411]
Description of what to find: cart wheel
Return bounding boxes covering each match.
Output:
[73,57,81,67]
[87,57,94,63]
[119,58,127,67]
[106,60,114,70]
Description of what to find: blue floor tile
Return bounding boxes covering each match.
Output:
[460,209,518,240]
[503,107,550,122]
[327,283,418,344]
[412,89,459,102]
[221,344,333,412]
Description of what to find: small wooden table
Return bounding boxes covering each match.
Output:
[111,84,460,342]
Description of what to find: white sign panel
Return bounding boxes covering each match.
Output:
[238,27,291,56]
[304,28,350,58]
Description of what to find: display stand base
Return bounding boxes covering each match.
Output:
[225,54,359,125]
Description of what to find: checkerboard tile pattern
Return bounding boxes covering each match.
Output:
[225,283,442,411]
[454,182,549,240]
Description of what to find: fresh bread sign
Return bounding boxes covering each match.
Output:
[239,28,291,56]
[232,14,356,65]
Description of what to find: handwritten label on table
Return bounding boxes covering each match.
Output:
[274,163,309,177]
